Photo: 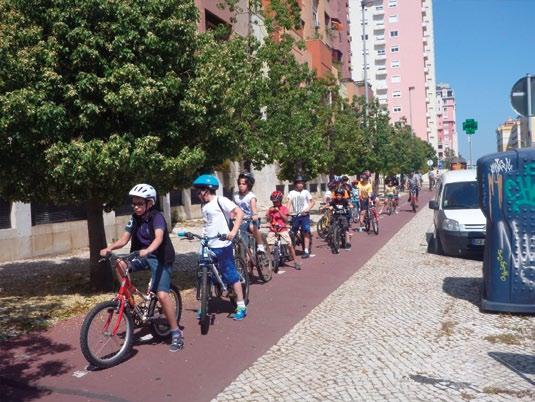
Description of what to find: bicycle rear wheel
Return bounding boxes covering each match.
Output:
[80,300,134,369]
[150,285,183,339]
[231,256,250,307]
[256,251,273,283]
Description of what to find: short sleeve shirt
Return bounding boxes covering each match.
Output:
[357,182,373,199]
[330,198,350,215]
[288,189,312,214]
[125,213,167,248]
[267,205,289,232]
[233,192,256,219]
[202,196,237,248]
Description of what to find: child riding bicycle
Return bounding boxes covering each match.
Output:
[233,172,265,255]
[100,184,183,352]
[265,190,300,270]
[329,187,353,249]
[192,174,248,321]
[287,175,315,259]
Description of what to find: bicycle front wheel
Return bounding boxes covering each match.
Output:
[80,300,134,369]
[317,213,330,239]
[372,216,379,235]
[199,265,210,335]
[271,246,281,273]
[150,285,183,339]
[256,251,273,283]
[330,225,340,254]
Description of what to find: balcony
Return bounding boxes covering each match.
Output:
[375,36,385,45]
[375,81,388,92]
[375,52,386,61]
[376,69,387,78]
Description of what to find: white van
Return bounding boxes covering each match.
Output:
[428,169,485,257]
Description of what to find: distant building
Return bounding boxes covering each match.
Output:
[436,83,457,158]
[496,116,533,152]
[348,0,438,150]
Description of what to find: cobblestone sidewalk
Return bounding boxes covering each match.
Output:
[215,208,535,401]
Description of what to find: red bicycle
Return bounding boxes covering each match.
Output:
[364,201,379,235]
[80,253,182,368]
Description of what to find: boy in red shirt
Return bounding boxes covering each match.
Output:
[265,191,301,270]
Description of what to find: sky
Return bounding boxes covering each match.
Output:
[433,0,535,163]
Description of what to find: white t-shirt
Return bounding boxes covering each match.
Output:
[288,189,312,214]
[202,196,236,248]
[233,191,256,219]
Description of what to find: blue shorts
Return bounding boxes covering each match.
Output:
[291,214,311,234]
[128,254,172,293]
[359,199,369,211]
[239,219,259,249]
[210,245,240,286]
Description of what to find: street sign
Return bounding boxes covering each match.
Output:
[511,75,535,117]
[462,119,478,135]
[427,159,433,167]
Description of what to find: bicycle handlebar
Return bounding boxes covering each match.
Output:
[176,231,227,242]
[98,251,139,263]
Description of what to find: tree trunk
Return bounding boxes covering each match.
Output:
[87,200,113,291]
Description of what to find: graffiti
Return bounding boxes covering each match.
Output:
[487,173,503,219]
[497,220,535,287]
[496,249,508,282]
[490,157,513,177]
[504,162,535,213]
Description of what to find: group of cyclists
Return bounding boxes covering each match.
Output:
[99,170,424,353]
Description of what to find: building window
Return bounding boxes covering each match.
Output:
[377,49,385,55]
[388,0,398,7]
[376,5,384,11]
[205,10,231,40]
[393,106,402,113]
[391,46,399,53]
[393,91,401,98]
[388,15,398,23]
[390,30,398,37]
[391,75,401,83]
[391,60,400,68]
[361,34,368,40]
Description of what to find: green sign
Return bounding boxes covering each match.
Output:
[462,119,478,135]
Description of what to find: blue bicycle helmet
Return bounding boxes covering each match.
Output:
[192,174,220,190]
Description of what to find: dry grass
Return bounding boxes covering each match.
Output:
[0,256,197,341]
[483,333,522,346]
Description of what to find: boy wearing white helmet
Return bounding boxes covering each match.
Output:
[100,184,183,352]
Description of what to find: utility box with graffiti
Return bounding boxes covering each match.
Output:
[477,149,535,313]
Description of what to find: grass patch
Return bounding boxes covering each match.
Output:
[0,258,198,341]
[440,320,457,336]
[484,333,522,346]
[483,387,535,398]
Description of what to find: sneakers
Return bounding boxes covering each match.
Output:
[302,251,310,259]
[169,331,184,352]
[344,244,351,250]
[294,262,302,270]
[257,244,265,253]
[231,307,247,321]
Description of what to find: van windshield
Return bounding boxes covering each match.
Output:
[442,181,479,209]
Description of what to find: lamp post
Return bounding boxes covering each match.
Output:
[408,86,415,135]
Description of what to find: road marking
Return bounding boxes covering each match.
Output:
[72,370,89,378]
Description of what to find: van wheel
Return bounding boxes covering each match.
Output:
[433,231,443,255]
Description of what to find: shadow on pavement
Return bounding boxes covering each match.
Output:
[0,334,72,401]
[442,277,482,307]
[488,352,535,386]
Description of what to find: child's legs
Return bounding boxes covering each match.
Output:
[300,216,311,249]
[213,246,243,302]
[147,258,177,329]
[250,222,264,249]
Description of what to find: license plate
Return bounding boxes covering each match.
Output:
[472,238,485,245]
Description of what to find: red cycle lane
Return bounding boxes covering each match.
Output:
[1,191,433,402]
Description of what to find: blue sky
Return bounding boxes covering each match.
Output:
[433,0,535,163]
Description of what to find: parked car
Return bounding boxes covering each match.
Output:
[428,169,485,257]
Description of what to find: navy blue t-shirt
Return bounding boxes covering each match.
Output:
[125,213,167,248]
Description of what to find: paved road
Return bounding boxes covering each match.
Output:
[1,193,430,402]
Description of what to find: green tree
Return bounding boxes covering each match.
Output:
[0,0,217,290]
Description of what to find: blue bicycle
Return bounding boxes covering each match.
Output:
[177,231,249,335]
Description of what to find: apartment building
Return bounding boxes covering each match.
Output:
[496,116,533,152]
[348,0,438,150]
[436,83,458,158]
